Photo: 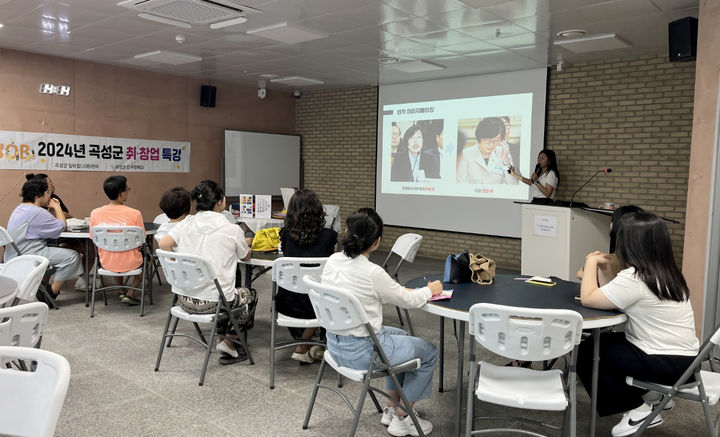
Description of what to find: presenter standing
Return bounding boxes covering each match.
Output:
[510,149,559,201]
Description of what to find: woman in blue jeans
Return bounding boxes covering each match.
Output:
[321,208,442,437]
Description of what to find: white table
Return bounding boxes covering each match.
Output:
[235,217,284,233]
[238,252,280,288]
[406,274,627,437]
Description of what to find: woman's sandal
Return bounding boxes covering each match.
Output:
[505,360,532,368]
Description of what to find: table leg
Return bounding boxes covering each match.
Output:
[439,316,444,392]
[455,321,465,437]
[245,264,252,288]
[590,328,600,437]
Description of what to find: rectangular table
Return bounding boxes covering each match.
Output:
[405,274,626,437]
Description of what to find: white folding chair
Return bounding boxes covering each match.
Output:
[466,303,583,437]
[0,255,49,306]
[0,226,22,264]
[0,302,49,348]
[0,276,18,308]
[90,226,149,317]
[626,325,720,436]
[381,233,423,335]
[269,257,327,389]
[154,249,254,386]
[150,213,170,285]
[302,275,427,437]
[0,346,71,437]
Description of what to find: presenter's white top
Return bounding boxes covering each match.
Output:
[168,211,249,301]
[601,267,699,356]
[321,252,431,337]
[530,169,558,199]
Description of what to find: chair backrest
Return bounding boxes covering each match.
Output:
[0,255,49,302]
[304,275,370,333]
[156,249,221,299]
[272,257,327,295]
[91,226,145,252]
[391,233,423,263]
[0,302,49,348]
[0,346,70,437]
[468,303,583,362]
[153,213,170,224]
[0,225,22,257]
[0,275,18,307]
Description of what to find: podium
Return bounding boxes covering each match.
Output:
[520,203,611,281]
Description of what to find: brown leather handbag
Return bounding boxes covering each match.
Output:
[469,252,496,285]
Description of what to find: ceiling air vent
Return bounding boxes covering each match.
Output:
[117,0,261,25]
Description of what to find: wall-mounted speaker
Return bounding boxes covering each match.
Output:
[669,17,698,62]
[200,85,216,107]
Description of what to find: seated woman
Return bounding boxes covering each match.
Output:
[321,208,442,436]
[274,189,337,363]
[159,180,254,365]
[578,211,699,437]
[5,179,83,298]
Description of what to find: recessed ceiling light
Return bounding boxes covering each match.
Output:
[246,22,328,44]
[377,57,400,64]
[0,23,4,29]
[556,29,587,38]
[383,60,446,73]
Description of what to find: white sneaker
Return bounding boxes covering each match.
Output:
[217,341,239,358]
[309,345,325,360]
[74,276,87,291]
[387,413,433,436]
[382,407,422,426]
[291,350,314,364]
[381,407,395,426]
[611,403,663,437]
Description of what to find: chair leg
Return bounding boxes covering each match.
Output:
[395,305,405,327]
[302,357,327,430]
[227,312,254,365]
[349,371,374,437]
[270,306,277,389]
[155,312,174,372]
[198,319,219,386]
[166,318,180,347]
[403,309,415,336]
[368,389,383,413]
[90,268,97,318]
[140,260,147,317]
[391,371,426,437]
[192,323,208,345]
[696,373,718,437]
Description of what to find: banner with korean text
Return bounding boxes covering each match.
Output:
[0,130,190,173]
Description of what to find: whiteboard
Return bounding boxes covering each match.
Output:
[224,130,301,196]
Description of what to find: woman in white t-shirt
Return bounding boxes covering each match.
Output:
[322,208,443,436]
[510,149,559,202]
[578,211,699,437]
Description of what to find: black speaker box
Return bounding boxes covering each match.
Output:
[668,17,698,62]
[200,85,216,107]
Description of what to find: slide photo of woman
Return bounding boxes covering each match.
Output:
[456,116,521,185]
[390,119,442,182]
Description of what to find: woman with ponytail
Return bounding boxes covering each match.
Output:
[159,180,254,365]
[321,208,442,436]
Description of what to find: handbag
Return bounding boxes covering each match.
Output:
[251,227,281,251]
[469,252,496,285]
[443,251,471,284]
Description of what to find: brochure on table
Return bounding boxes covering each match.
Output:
[240,194,254,218]
[255,195,272,219]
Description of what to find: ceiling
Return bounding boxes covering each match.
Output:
[0,0,700,92]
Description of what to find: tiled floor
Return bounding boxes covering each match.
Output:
[38,252,713,436]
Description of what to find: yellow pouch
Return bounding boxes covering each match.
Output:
[252,227,281,251]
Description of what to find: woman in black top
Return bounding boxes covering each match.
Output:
[275,189,337,363]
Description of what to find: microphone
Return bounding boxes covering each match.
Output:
[570,168,614,208]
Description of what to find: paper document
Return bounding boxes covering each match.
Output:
[428,290,453,301]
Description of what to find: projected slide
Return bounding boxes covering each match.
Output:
[375,68,548,237]
[381,93,532,200]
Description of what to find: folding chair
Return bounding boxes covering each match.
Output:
[466,303,583,436]
[0,227,57,309]
[381,233,423,335]
[626,325,720,436]
[0,255,49,306]
[89,226,149,317]
[0,302,49,348]
[269,256,327,389]
[0,276,17,308]
[0,346,71,437]
[149,213,170,285]
[302,275,427,437]
[154,249,254,386]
